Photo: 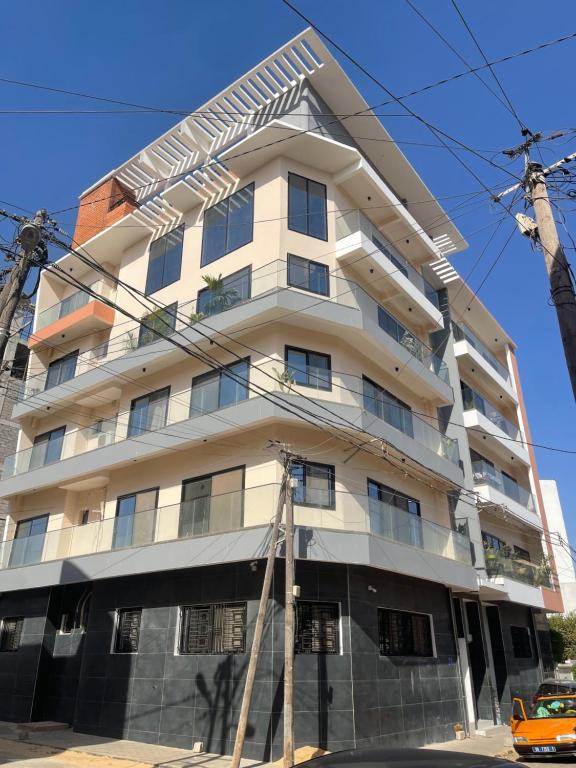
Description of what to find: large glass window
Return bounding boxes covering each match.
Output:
[113,488,158,550]
[378,608,434,657]
[362,376,414,438]
[288,173,327,240]
[0,617,23,652]
[290,460,335,510]
[29,426,66,470]
[190,359,249,417]
[201,184,254,266]
[127,387,170,437]
[287,254,329,296]
[295,602,340,654]
[114,608,142,653]
[145,225,184,295]
[45,350,79,390]
[196,267,251,318]
[367,479,422,546]
[510,625,532,658]
[180,466,244,538]
[137,303,178,347]
[285,346,331,390]
[9,514,49,567]
[179,602,247,655]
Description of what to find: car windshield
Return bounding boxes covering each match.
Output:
[530,696,576,719]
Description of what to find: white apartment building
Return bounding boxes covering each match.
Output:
[0,30,563,760]
[541,480,576,614]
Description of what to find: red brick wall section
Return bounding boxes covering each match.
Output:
[510,349,564,612]
[73,177,137,246]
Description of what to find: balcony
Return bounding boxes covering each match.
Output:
[336,210,443,328]
[17,259,453,410]
[473,458,539,527]
[453,322,517,402]
[0,485,472,587]
[482,549,551,608]
[29,281,116,350]
[461,382,529,465]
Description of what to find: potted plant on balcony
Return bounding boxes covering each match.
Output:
[199,274,239,317]
[273,367,295,392]
[536,555,552,588]
[124,330,139,351]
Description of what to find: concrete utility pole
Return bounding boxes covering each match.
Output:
[283,473,295,768]
[527,163,576,400]
[0,209,48,366]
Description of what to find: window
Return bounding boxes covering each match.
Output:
[285,346,331,390]
[288,173,327,240]
[482,531,506,551]
[510,625,532,658]
[190,359,249,417]
[0,617,23,652]
[196,267,251,318]
[180,467,244,537]
[290,461,335,509]
[113,488,158,549]
[367,479,422,545]
[10,342,29,380]
[9,514,49,567]
[179,602,247,654]
[287,254,329,296]
[127,387,170,437]
[145,225,184,295]
[377,306,424,362]
[296,601,340,654]
[138,303,178,347]
[114,608,142,653]
[378,608,434,657]
[45,350,79,390]
[362,376,414,438]
[201,184,254,266]
[514,546,531,562]
[29,426,66,470]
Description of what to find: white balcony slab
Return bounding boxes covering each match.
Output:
[0,524,478,594]
[454,339,518,404]
[464,409,530,466]
[475,482,541,530]
[479,575,544,609]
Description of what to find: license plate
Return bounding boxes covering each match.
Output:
[532,746,556,753]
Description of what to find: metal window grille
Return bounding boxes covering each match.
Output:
[114,608,142,653]
[378,608,433,657]
[0,617,23,652]
[180,603,246,655]
[510,626,532,658]
[296,601,340,654]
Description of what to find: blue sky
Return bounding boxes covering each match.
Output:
[0,1,574,536]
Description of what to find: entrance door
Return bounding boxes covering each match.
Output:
[464,601,496,726]
[485,605,509,720]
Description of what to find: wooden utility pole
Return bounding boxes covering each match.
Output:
[527,163,576,400]
[0,209,47,366]
[283,471,295,768]
[231,467,288,768]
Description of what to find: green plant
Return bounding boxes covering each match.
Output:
[124,330,139,351]
[549,613,576,663]
[273,367,295,392]
[189,311,205,324]
[200,274,239,316]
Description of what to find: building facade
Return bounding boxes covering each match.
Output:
[0,30,563,759]
[541,480,576,615]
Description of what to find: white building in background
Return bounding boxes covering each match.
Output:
[541,480,576,614]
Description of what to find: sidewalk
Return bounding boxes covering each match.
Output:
[427,725,516,761]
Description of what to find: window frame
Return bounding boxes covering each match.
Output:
[0,616,24,652]
[112,607,143,654]
[377,606,436,659]
[46,350,79,390]
[200,183,255,267]
[287,253,330,297]
[290,460,336,510]
[137,302,178,348]
[113,487,159,550]
[284,346,332,391]
[295,600,341,655]
[510,625,532,659]
[127,386,170,438]
[178,601,247,655]
[145,224,184,296]
[196,266,252,318]
[288,172,328,241]
[367,478,421,517]
[190,358,250,417]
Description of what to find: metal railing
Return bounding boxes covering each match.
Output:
[0,485,471,571]
[461,382,522,441]
[485,551,552,588]
[35,280,115,331]
[452,322,510,383]
[20,259,449,401]
[472,458,536,512]
[336,210,440,308]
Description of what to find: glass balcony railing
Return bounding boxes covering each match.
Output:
[0,485,471,572]
[35,280,114,331]
[452,322,510,383]
[336,209,440,309]
[485,551,552,588]
[461,382,522,441]
[19,260,451,402]
[472,458,536,512]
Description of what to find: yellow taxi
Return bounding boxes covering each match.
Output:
[511,694,576,758]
